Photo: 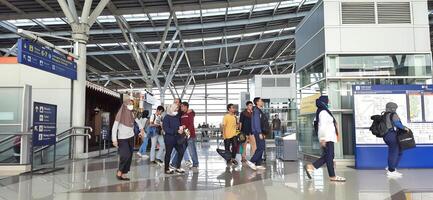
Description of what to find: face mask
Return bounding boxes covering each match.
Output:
[172,112,178,116]
[127,105,134,111]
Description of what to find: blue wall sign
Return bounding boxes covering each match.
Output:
[353,85,433,168]
[33,102,57,146]
[17,38,77,80]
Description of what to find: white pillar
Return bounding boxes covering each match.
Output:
[72,25,89,158]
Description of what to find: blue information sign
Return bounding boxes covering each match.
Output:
[33,102,57,146]
[353,85,433,168]
[17,38,77,80]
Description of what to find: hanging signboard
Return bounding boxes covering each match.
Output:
[17,38,77,80]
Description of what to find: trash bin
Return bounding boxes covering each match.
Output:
[275,133,297,161]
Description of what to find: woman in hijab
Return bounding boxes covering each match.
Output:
[112,99,135,181]
[162,103,186,174]
[384,102,408,178]
[304,96,346,182]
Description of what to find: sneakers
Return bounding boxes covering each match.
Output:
[246,160,257,170]
[169,164,176,170]
[387,171,403,179]
[151,161,158,165]
[141,155,149,159]
[165,169,175,174]
[185,161,193,168]
[156,159,164,165]
[233,165,242,172]
[256,165,266,170]
[136,152,142,157]
[231,159,239,166]
[385,167,399,172]
[175,168,185,174]
[191,167,199,173]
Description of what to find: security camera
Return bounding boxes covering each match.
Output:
[225,62,230,68]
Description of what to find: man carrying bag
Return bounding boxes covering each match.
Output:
[397,128,416,151]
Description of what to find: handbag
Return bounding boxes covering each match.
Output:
[397,128,416,151]
[236,130,247,144]
[133,121,140,136]
[216,141,232,161]
[176,128,191,145]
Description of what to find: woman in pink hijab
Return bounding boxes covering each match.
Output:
[112,99,135,181]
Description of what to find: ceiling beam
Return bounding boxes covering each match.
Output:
[120,74,254,90]
[0,12,307,39]
[0,0,292,20]
[0,0,24,14]
[88,60,294,81]
[89,55,293,76]
[87,34,294,55]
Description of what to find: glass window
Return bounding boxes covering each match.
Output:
[262,78,276,87]
[297,81,326,156]
[300,58,325,87]
[332,54,432,77]
[276,78,291,87]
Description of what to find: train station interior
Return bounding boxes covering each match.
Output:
[1,0,433,199]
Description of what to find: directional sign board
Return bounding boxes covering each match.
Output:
[33,102,57,146]
[17,38,77,80]
[353,85,433,168]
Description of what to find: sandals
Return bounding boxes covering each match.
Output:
[116,171,130,181]
[330,176,346,182]
[303,164,313,179]
[116,175,130,181]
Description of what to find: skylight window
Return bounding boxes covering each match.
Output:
[57,26,296,49]
[6,0,318,27]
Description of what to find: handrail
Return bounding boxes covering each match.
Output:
[0,135,16,146]
[57,126,94,135]
[0,145,16,155]
[0,132,32,135]
[33,127,92,153]
[34,133,91,154]
[0,132,32,147]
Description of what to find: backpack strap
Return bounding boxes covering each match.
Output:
[389,112,396,128]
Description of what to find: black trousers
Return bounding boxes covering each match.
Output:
[165,142,185,171]
[224,137,238,159]
[118,136,134,174]
[313,142,335,177]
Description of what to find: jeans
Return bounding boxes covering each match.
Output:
[313,142,335,177]
[273,130,281,138]
[150,134,165,161]
[171,145,190,163]
[383,130,402,172]
[172,138,199,167]
[250,133,265,165]
[138,134,151,155]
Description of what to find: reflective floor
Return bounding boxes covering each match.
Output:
[1,141,433,200]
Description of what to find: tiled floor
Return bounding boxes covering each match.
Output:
[0,141,432,200]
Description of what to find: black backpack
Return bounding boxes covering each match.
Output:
[370,112,394,138]
[258,108,271,136]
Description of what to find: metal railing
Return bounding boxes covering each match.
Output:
[0,126,92,167]
[0,132,32,164]
[34,126,92,166]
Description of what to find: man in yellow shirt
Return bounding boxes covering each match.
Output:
[222,104,239,166]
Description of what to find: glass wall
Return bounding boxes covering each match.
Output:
[0,87,27,164]
[297,53,433,159]
[151,80,249,127]
[327,54,432,77]
[297,78,326,156]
